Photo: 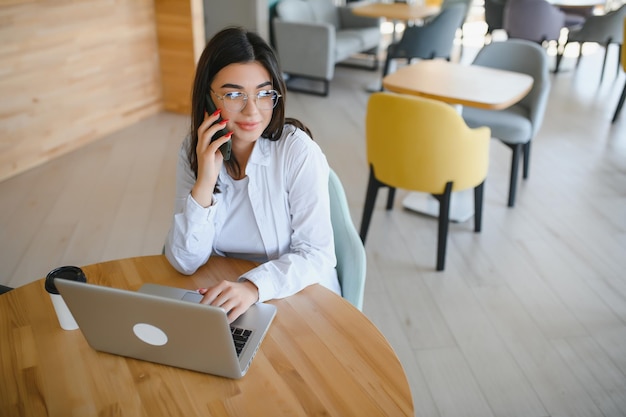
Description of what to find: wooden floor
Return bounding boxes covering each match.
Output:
[1,24,625,417]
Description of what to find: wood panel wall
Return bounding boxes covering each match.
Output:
[0,0,163,182]
[154,0,205,114]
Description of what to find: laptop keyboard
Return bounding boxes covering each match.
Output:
[231,326,252,357]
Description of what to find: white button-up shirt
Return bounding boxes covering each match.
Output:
[164,125,340,302]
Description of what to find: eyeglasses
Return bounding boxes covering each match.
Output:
[211,89,282,112]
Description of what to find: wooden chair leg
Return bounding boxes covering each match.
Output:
[433,182,453,271]
[360,167,383,243]
[612,82,626,123]
[474,181,485,233]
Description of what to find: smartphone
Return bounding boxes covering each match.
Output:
[205,94,232,160]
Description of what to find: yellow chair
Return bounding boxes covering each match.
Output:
[359,92,491,271]
[611,17,626,124]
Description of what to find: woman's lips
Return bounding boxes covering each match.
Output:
[236,121,261,131]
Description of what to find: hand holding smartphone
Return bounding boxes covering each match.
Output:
[205,94,232,160]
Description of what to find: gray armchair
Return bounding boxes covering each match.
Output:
[503,0,565,44]
[382,4,466,78]
[462,40,551,207]
[273,0,381,96]
[440,0,473,56]
[555,5,626,82]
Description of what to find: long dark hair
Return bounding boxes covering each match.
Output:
[188,26,310,179]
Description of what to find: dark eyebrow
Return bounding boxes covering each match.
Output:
[220,81,272,90]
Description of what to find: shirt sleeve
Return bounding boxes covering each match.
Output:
[164,138,218,275]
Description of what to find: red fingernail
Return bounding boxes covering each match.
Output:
[220,119,229,125]
[211,109,221,116]
[225,132,233,138]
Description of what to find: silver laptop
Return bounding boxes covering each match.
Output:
[55,280,276,379]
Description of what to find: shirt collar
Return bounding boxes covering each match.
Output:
[248,137,271,167]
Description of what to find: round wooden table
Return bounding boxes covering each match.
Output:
[0,255,414,417]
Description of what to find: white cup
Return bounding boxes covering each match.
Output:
[45,266,86,331]
[49,293,79,330]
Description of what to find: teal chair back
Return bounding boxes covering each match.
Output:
[328,169,367,311]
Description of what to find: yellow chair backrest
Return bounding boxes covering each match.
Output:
[366,92,491,194]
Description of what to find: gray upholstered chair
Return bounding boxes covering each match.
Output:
[555,4,626,82]
[503,0,566,45]
[439,0,473,56]
[382,3,466,78]
[462,39,551,207]
[273,0,381,96]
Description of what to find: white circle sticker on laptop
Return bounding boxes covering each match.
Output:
[133,323,168,346]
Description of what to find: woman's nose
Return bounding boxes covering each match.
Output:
[241,96,260,114]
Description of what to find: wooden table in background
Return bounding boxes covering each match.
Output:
[351,2,441,22]
[352,1,441,45]
[0,255,413,417]
[382,59,534,110]
[383,59,534,221]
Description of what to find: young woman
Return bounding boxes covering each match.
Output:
[164,27,340,322]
